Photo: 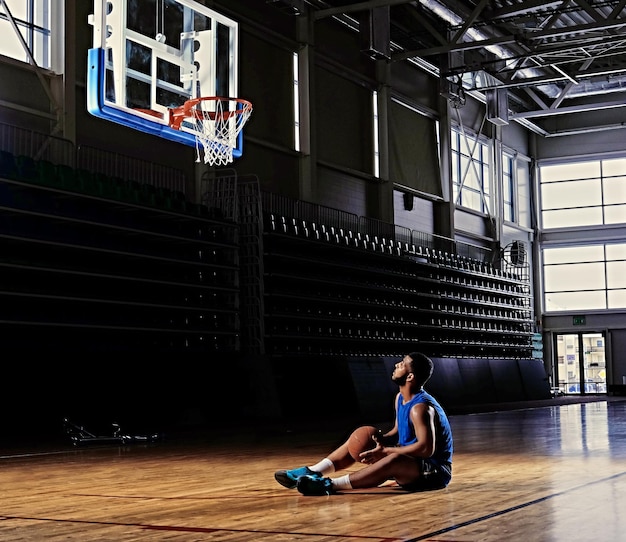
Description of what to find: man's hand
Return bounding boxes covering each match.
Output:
[359,432,386,464]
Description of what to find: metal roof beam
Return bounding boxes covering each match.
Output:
[394,16,626,60]
[510,98,626,118]
[489,0,564,19]
[312,0,415,20]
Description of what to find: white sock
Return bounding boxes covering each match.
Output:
[308,458,335,475]
[331,474,352,491]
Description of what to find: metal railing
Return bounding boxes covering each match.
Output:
[0,121,187,193]
[261,190,494,264]
[77,144,186,193]
[0,122,74,166]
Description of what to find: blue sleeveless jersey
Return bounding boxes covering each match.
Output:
[396,389,453,467]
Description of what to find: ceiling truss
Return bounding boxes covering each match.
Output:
[270,0,626,134]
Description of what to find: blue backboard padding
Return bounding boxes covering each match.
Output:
[87,48,243,157]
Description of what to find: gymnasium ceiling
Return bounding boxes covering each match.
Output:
[268,0,626,136]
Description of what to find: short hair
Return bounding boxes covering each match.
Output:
[407,352,434,387]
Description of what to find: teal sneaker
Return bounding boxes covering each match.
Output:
[274,466,322,489]
[297,475,335,496]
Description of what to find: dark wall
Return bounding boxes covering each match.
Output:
[1,348,552,445]
[262,355,553,429]
[2,349,243,444]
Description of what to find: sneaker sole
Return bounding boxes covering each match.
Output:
[274,470,297,489]
[296,476,334,496]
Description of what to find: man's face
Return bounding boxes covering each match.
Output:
[391,355,413,385]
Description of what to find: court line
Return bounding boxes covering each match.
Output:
[0,515,402,541]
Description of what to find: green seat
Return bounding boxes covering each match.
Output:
[75,169,105,196]
[55,164,77,190]
[101,176,125,200]
[138,183,157,206]
[15,155,38,182]
[170,190,187,212]
[116,179,140,203]
[36,160,63,188]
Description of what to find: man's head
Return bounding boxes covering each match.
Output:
[391,352,434,389]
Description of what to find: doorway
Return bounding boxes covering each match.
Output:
[554,332,607,394]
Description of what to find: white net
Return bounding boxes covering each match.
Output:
[177,98,253,166]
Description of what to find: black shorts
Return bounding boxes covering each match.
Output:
[398,460,452,492]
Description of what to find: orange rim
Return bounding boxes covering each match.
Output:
[169,97,252,129]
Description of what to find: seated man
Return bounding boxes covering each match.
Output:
[274,352,453,495]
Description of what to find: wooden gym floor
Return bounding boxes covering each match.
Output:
[2,396,626,541]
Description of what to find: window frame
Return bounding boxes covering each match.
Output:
[450,126,492,215]
[0,0,61,72]
[502,150,516,223]
[542,243,626,312]
[539,156,626,230]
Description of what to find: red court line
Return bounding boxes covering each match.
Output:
[0,515,402,541]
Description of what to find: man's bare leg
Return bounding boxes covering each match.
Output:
[348,453,422,489]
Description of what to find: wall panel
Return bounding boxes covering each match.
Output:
[315,67,374,173]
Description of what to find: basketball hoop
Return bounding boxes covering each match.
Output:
[169,97,253,166]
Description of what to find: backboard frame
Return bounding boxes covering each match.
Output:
[87,0,245,158]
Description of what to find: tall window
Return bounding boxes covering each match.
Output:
[540,157,626,312]
[451,128,491,214]
[0,1,52,69]
[543,244,626,311]
[373,90,380,178]
[293,52,300,152]
[540,157,626,229]
[502,152,515,222]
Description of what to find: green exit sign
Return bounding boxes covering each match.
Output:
[573,316,586,325]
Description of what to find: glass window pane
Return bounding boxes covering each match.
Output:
[607,261,626,288]
[544,262,605,290]
[504,205,512,222]
[503,156,512,175]
[483,164,490,194]
[0,19,27,61]
[606,244,626,259]
[503,174,512,199]
[33,0,49,29]
[460,137,472,156]
[4,0,28,20]
[604,177,626,204]
[542,207,603,228]
[504,162,514,222]
[518,164,531,229]
[541,178,602,209]
[462,188,481,210]
[602,158,626,176]
[33,29,50,68]
[543,246,604,264]
[541,161,601,182]
[465,168,480,189]
[460,155,470,180]
[608,289,626,309]
[605,205,626,225]
[545,291,606,311]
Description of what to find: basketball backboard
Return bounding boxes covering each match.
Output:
[87,0,245,159]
